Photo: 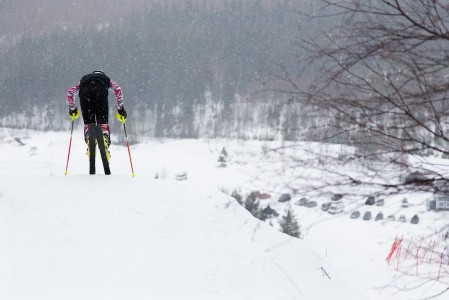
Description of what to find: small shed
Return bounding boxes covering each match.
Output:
[436,195,449,211]
[431,179,449,211]
[427,195,449,211]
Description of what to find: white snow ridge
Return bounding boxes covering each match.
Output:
[0,129,365,299]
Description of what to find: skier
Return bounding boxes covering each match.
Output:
[67,70,127,160]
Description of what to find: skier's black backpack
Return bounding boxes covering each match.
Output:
[79,71,110,91]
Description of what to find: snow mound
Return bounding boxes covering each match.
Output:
[0,174,364,299]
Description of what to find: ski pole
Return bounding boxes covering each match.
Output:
[122,122,135,177]
[64,116,76,175]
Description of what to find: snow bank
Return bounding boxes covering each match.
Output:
[0,128,365,299]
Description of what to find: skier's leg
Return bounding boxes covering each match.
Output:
[99,124,111,147]
[83,125,89,144]
[79,85,97,158]
[94,89,109,125]
[96,102,110,148]
[94,87,111,160]
[79,85,97,127]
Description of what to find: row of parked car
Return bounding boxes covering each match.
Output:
[364,196,409,207]
[350,211,419,224]
[295,197,346,214]
[292,196,419,224]
[277,193,416,222]
[278,192,409,207]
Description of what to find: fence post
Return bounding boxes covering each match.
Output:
[405,237,413,259]
[416,255,419,276]
[422,240,432,263]
[415,237,423,259]
[430,240,436,263]
[387,237,401,264]
[437,247,446,281]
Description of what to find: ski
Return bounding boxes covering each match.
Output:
[93,125,111,175]
[88,124,96,175]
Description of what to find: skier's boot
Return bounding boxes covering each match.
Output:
[85,131,96,158]
[103,132,111,162]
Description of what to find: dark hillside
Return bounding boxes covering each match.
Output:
[0,0,307,141]
[0,0,297,42]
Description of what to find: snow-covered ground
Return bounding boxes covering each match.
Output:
[1,127,449,299]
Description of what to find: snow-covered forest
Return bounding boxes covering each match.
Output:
[3,0,449,168]
[0,0,323,141]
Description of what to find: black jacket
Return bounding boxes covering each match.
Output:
[79,72,111,91]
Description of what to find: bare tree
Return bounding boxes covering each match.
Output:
[281,0,449,190]
[271,1,449,297]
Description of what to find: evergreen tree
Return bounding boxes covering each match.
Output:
[218,147,228,162]
[231,190,243,205]
[279,207,300,238]
[260,205,279,221]
[244,192,261,219]
[218,147,228,167]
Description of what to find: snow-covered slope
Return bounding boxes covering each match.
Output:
[0,128,365,299]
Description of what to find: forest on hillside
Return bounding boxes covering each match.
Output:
[4,0,448,171]
[0,0,327,142]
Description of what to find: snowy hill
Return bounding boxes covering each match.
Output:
[0,128,365,299]
[2,127,449,299]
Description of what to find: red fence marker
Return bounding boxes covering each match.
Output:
[430,240,436,263]
[396,244,402,271]
[405,237,413,259]
[415,237,423,259]
[387,237,402,263]
[421,240,432,263]
[437,247,446,281]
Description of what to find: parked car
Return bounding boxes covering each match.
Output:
[427,199,437,211]
[411,214,419,224]
[398,215,406,223]
[401,198,409,208]
[254,191,271,200]
[331,193,343,201]
[375,212,384,221]
[376,198,384,206]
[278,193,291,203]
[365,196,375,205]
[404,171,432,185]
[444,230,449,241]
[321,202,332,212]
[363,211,372,220]
[386,214,395,221]
[350,211,360,219]
[350,178,362,186]
[305,201,317,208]
[295,198,309,206]
[175,171,188,181]
[328,201,344,214]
